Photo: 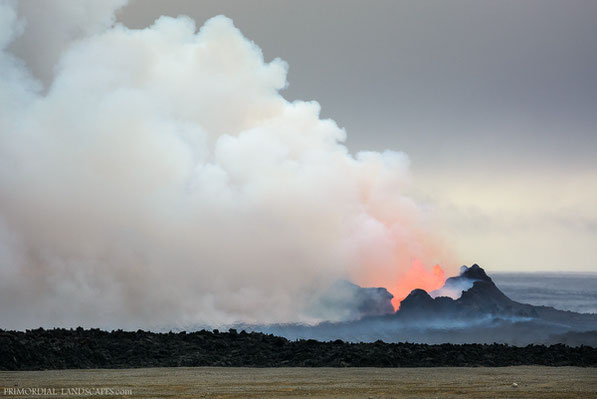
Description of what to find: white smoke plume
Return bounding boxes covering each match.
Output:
[0,1,451,330]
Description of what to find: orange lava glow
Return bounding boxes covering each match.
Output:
[390,259,446,310]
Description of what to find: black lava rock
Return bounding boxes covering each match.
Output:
[0,328,595,370]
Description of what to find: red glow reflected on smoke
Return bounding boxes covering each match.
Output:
[390,259,446,310]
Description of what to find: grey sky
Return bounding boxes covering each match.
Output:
[118,0,597,170]
[117,0,597,271]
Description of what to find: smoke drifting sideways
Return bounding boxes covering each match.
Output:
[430,266,476,300]
[0,1,452,330]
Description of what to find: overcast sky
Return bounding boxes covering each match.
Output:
[116,1,597,271]
[118,1,597,165]
[49,0,597,271]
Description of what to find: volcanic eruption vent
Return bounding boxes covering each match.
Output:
[0,1,452,329]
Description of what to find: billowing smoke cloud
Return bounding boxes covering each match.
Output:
[0,1,452,330]
[430,266,476,299]
[8,0,128,85]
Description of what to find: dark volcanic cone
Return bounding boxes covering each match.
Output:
[239,264,597,345]
[397,264,597,324]
[398,264,539,318]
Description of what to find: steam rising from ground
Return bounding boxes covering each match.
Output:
[0,1,451,329]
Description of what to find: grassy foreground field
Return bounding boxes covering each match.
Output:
[1,366,596,398]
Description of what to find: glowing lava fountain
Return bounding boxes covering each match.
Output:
[390,259,446,310]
